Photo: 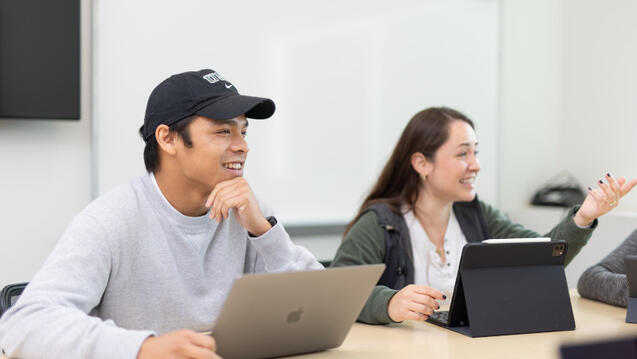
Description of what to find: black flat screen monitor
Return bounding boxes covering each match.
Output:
[0,0,80,120]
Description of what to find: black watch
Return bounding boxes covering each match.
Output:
[266,216,278,227]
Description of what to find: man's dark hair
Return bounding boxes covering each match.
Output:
[140,115,196,173]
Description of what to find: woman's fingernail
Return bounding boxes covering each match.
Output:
[443,294,447,300]
[599,179,604,184]
[607,172,612,177]
[588,186,593,191]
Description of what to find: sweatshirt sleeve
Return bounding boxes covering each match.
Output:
[577,228,637,307]
[481,202,596,266]
[246,221,323,273]
[331,212,399,325]
[243,199,322,273]
[0,213,154,359]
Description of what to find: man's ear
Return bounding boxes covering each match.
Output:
[410,152,432,177]
[155,124,178,155]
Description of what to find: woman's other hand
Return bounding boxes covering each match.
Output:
[574,173,637,227]
[387,284,446,322]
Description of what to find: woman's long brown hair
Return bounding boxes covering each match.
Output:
[343,107,475,236]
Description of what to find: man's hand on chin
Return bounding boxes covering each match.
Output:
[205,177,272,236]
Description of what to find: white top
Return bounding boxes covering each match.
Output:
[403,208,467,305]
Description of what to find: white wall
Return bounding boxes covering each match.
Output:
[93,0,500,226]
[499,0,637,287]
[499,0,565,212]
[499,0,637,213]
[0,0,92,286]
[0,120,91,286]
[561,0,637,212]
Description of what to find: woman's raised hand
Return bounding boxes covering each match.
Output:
[573,173,637,227]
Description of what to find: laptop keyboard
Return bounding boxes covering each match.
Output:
[427,310,450,325]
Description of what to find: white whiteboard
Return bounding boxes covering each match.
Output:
[94,0,499,225]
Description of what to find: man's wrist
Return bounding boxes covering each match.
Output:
[248,216,277,237]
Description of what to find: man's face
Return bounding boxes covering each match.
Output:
[174,115,248,191]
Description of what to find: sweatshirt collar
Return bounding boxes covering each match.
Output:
[144,173,214,229]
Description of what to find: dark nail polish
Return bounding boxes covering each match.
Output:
[607,172,612,177]
[443,294,447,300]
[599,179,604,184]
[588,186,593,191]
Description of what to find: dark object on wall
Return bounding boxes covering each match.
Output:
[0,282,28,318]
[0,0,80,120]
[531,172,586,207]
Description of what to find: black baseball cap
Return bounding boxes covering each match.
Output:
[140,69,275,141]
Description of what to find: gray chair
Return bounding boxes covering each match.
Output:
[0,282,28,318]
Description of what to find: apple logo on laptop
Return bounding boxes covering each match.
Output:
[286,307,303,323]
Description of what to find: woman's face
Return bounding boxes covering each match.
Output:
[421,120,480,202]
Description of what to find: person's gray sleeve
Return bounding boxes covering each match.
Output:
[0,213,154,359]
[244,200,322,273]
[246,221,323,273]
[577,228,637,307]
[331,212,399,325]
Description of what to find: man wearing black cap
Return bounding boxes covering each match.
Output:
[0,69,322,359]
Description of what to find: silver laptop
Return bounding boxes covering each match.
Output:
[212,264,385,359]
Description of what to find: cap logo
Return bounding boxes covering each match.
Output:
[202,71,225,84]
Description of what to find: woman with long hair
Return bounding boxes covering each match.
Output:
[331,107,637,325]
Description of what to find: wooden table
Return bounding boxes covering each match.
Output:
[2,291,636,358]
[289,291,637,359]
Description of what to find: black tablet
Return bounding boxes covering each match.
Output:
[428,240,574,337]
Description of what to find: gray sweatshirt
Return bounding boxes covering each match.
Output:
[0,174,321,359]
[577,228,637,307]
